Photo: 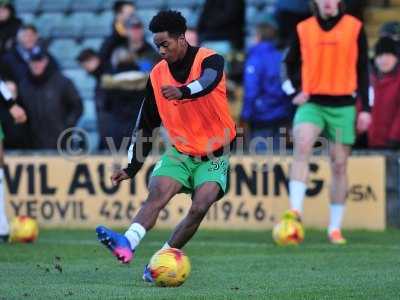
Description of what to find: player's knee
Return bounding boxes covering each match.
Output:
[294,140,313,159]
[332,160,347,177]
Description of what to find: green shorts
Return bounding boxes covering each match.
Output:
[294,102,356,145]
[151,147,230,199]
[0,123,4,141]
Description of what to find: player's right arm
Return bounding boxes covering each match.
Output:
[282,33,309,105]
[111,78,162,185]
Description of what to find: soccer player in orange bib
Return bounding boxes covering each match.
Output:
[283,0,371,244]
[95,11,236,279]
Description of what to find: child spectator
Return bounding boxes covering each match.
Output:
[368,37,400,148]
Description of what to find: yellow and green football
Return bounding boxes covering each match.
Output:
[148,248,191,287]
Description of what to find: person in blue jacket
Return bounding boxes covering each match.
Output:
[240,19,294,153]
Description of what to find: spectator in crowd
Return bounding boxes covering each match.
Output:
[76,48,110,150]
[0,0,21,56]
[1,24,58,83]
[111,15,159,73]
[18,48,83,149]
[275,0,311,46]
[102,15,158,149]
[379,21,400,55]
[240,19,294,153]
[185,26,199,47]
[197,0,245,55]
[99,0,136,69]
[367,37,400,148]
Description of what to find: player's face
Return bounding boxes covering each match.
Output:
[375,53,398,74]
[154,32,186,64]
[315,0,340,18]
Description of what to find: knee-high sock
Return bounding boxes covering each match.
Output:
[328,203,345,233]
[289,180,307,214]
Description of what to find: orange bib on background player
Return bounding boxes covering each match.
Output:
[150,47,236,156]
[297,15,362,96]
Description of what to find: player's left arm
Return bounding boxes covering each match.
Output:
[357,26,370,112]
[161,54,224,100]
[179,54,224,99]
[356,26,372,132]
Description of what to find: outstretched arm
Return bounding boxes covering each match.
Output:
[112,79,162,185]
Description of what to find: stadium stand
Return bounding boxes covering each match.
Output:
[70,0,103,13]
[14,0,41,14]
[39,0,71,14]
[12,0,276,150]
[30,12,62,38]
[49,38,81,68]
[81,11,114,38]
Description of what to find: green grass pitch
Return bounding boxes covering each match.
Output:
[1,229,399,299]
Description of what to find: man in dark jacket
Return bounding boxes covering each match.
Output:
[197,0,245,52]
[18,49,83,149]
[1,24,58,83]
[241,20,293,153]
[0,0,21,56]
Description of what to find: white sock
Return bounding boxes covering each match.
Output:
[0,169,9,236]
[289,180,306,214]
[124,223,146,250]
[328,203,345,234]
[161,242,171,250]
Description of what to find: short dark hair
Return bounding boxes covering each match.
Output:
[76,48,98,62]
[256,23,277,41]
[19,24,38,33]
[113,0,134,14]
[149,10,187,37]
